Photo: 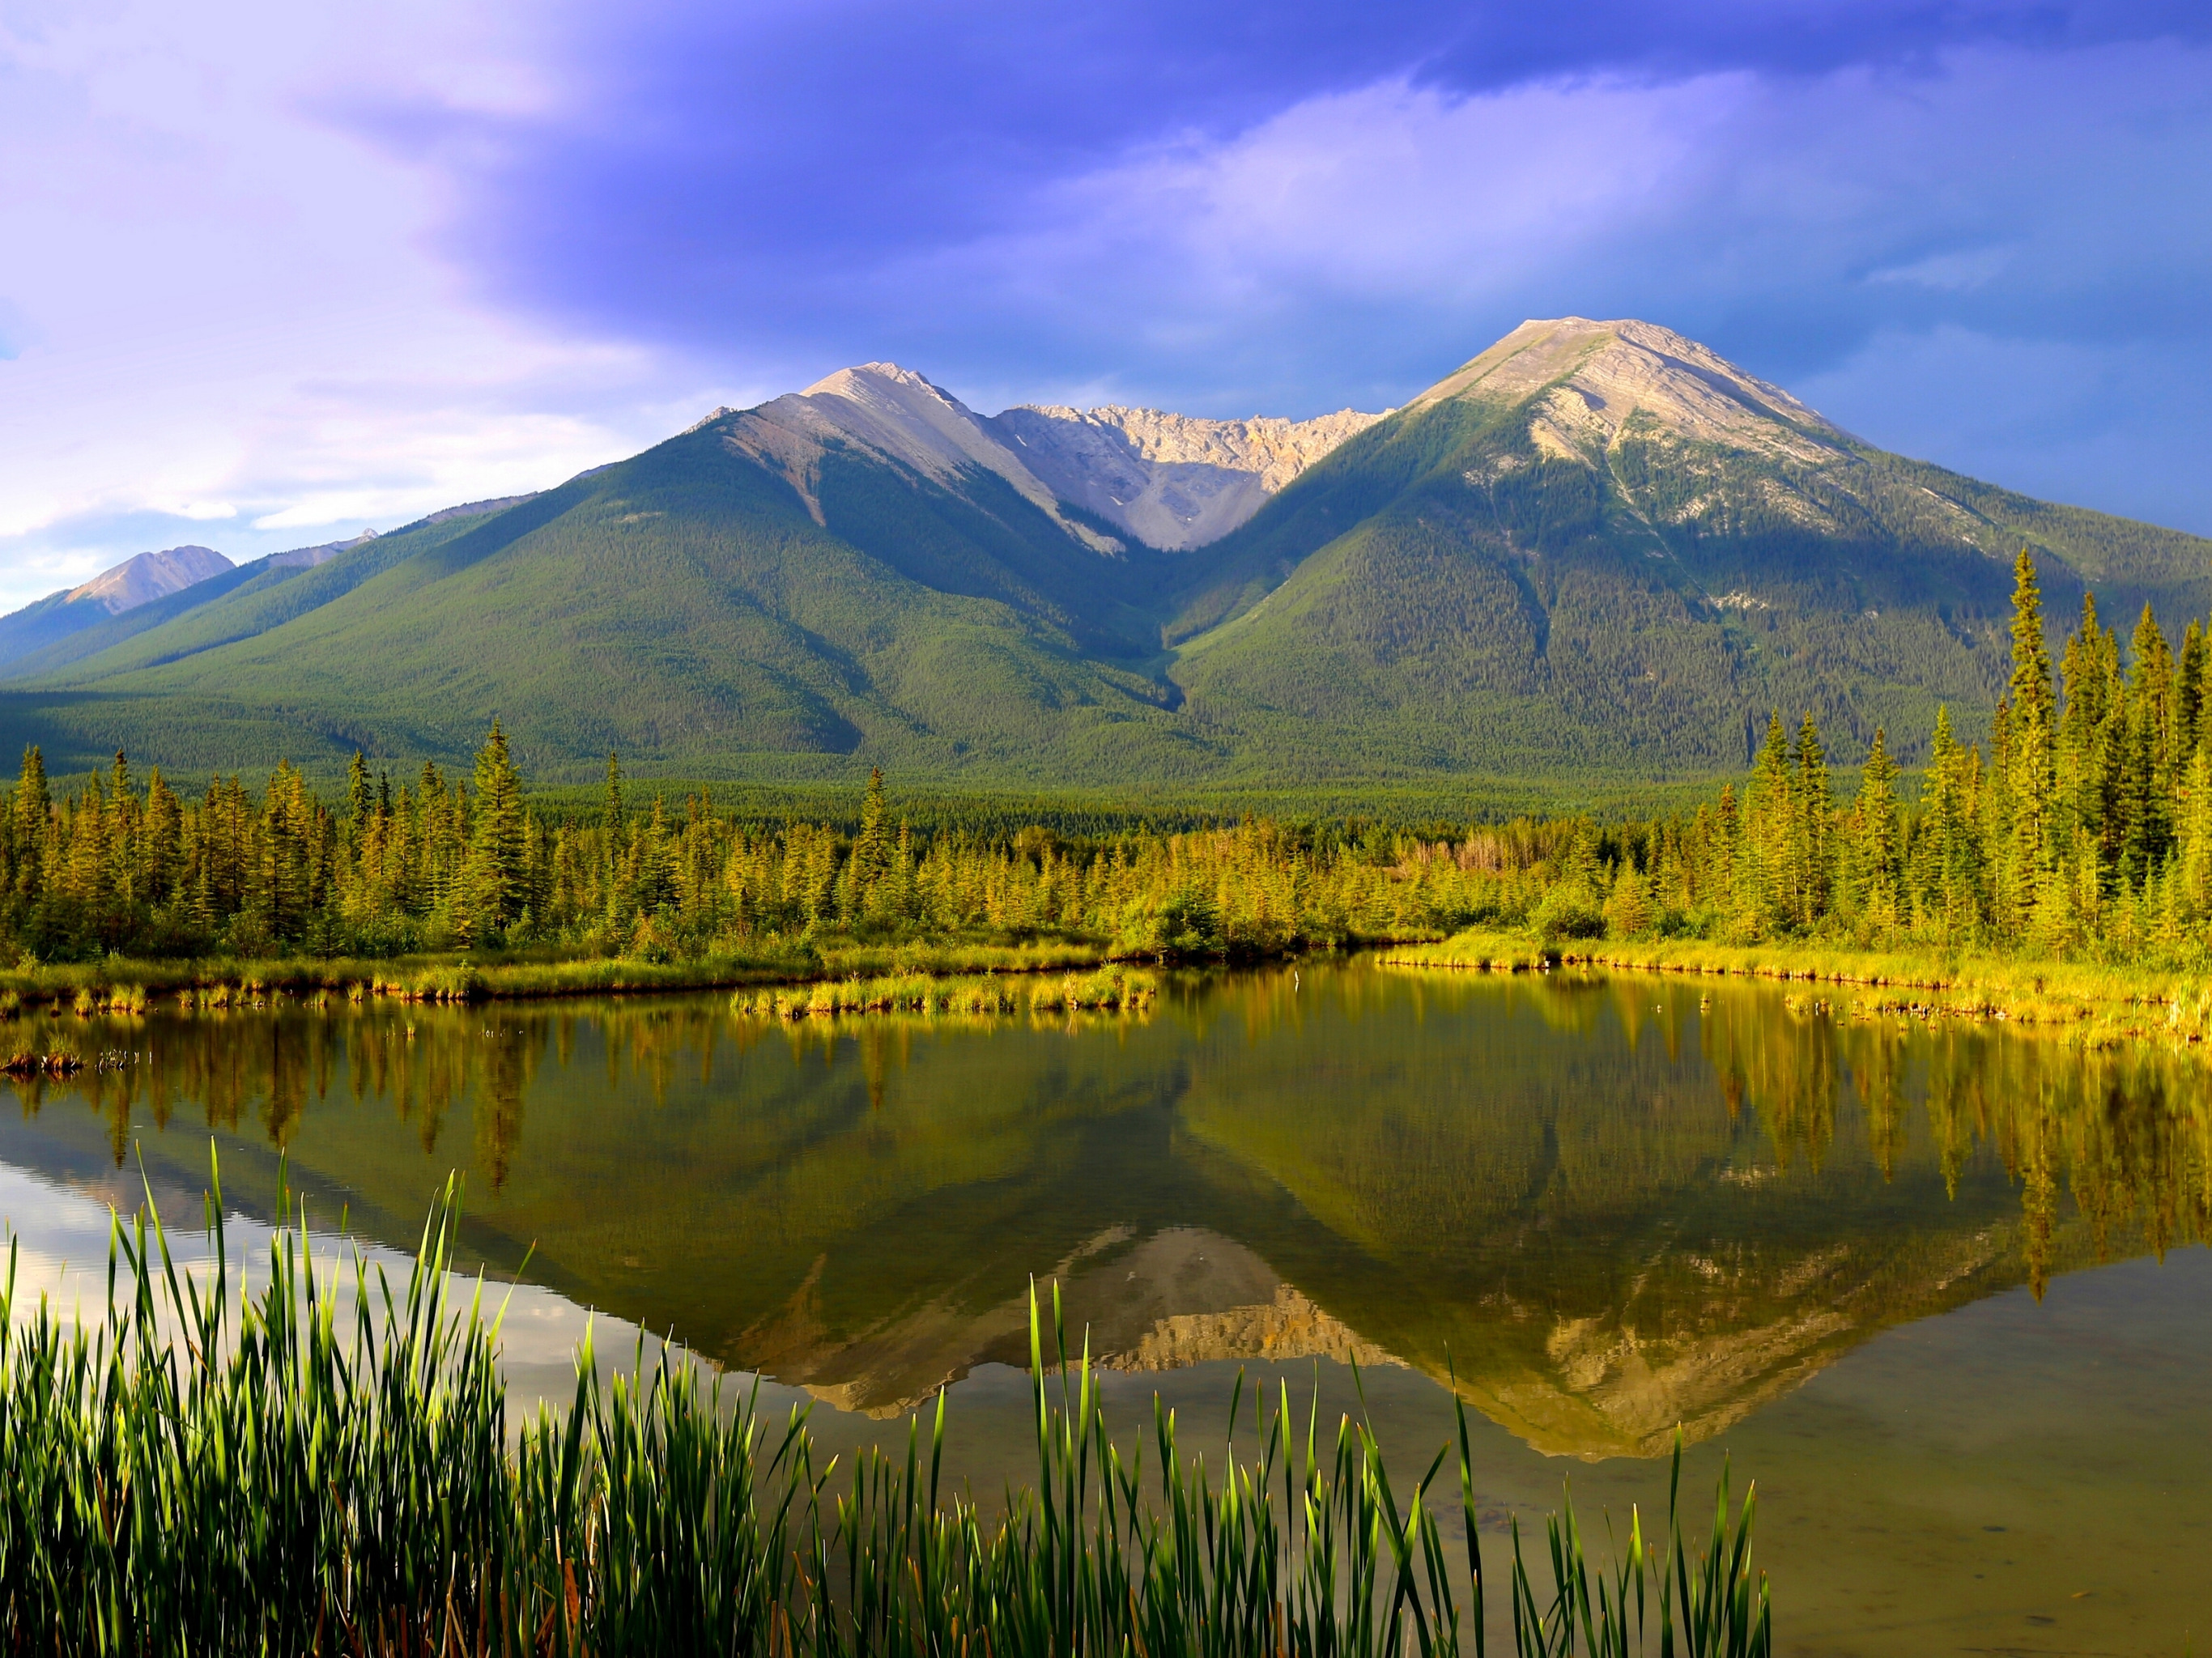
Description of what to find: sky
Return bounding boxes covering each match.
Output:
[2,0,2210,610]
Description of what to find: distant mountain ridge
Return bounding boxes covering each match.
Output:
[3,317,2207,793]
[0,544,236,670]
[67,544,234,613]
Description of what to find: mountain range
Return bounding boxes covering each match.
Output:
[5,317,2207,795]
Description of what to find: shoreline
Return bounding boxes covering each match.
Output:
[1380,930,2212,1045]
[0,937,1134,1011]
[11,927,2203,1048]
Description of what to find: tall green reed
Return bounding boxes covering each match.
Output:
[0,1163,1769,1656]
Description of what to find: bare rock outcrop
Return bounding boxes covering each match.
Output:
[991,405,1383,550]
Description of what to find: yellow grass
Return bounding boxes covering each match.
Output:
[1385,929,2212,1046]
[729,966,1158,1022]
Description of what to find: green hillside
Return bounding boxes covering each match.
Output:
[3,317,2207,795]
[0,421,1212,784]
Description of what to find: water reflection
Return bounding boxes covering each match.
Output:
[2,964,2206,1460]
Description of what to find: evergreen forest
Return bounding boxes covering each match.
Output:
[1,551,2206,979]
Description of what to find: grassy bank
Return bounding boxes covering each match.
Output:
[729,964,1157,1021]
[1385,929,2212,1044]
[0,1170,1772,1657]
[0,936,1117,1011]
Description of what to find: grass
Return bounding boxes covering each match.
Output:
[729,966,1157,1022]
[0,938,1117,1012]
[0,1162,1772,1657]
[1384,929,2212,1046]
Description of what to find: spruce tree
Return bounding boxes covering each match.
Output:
[1742,713,1793,934]
[1851,726,1902,932]
[2129,603,2176,767]
[347,750,372,835]
[2177,620,2206,761]
[2057,592,2121,870]
[2001,551,2058,933]
[853,767,892,914]
[470,719,528,931]
[2180,747,2212,916]
[13,746,49,902]
[1792,713,1831,928]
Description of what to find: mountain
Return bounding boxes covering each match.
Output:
[2,320,2207,793]
[989,403,1382,550]
[0,545,233,668]
[67,544,234,611]
[1163,317,2212,779]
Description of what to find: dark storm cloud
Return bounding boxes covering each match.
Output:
[355,1,2201,360]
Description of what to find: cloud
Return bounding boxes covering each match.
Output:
[0,0,772,608]
[3,0,2211,610]
[401,2,2212,372]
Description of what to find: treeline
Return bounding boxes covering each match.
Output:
[1,549,2200,968]
[1549,551,2212,958]
[0,730,1513,964]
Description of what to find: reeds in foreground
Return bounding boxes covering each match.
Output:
[0,1165,1769,1656]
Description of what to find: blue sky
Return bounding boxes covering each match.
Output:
[2,0,2210,608]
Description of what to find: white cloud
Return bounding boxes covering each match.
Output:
[1868,248,2015,292]
[0,0,742,610]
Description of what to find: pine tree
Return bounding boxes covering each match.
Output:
[469,719,528,933]
[2001,551,2058,933]
[347,750,373,835]
[2176,620,2206,762]
[853,767,893,916]
[1792,713,1831,928]
[1849,726,1903,933]
[12,746,49,902]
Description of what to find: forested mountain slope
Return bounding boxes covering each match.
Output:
[0,545,234,669]
[0,396,1211,783]
[1164,318,2212,779]
[3,321,2207,791]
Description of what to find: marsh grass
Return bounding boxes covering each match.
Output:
[1388,929,2212,1046]
[0,940,1117,1014]
[730,967,1157,1022]
[0,1166,1768,1656]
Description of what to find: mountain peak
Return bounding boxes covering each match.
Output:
[725,362,1123,552]
[66,544,233,614]
[1418,317,1845,465]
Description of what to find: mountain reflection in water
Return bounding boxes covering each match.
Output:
[2,963,2205,1460]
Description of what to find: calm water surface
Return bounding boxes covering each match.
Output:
[2,962,2206,1655]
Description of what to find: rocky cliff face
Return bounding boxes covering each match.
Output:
[990,406,1384,550]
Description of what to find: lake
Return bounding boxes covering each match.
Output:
[2,960,2206,1655]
